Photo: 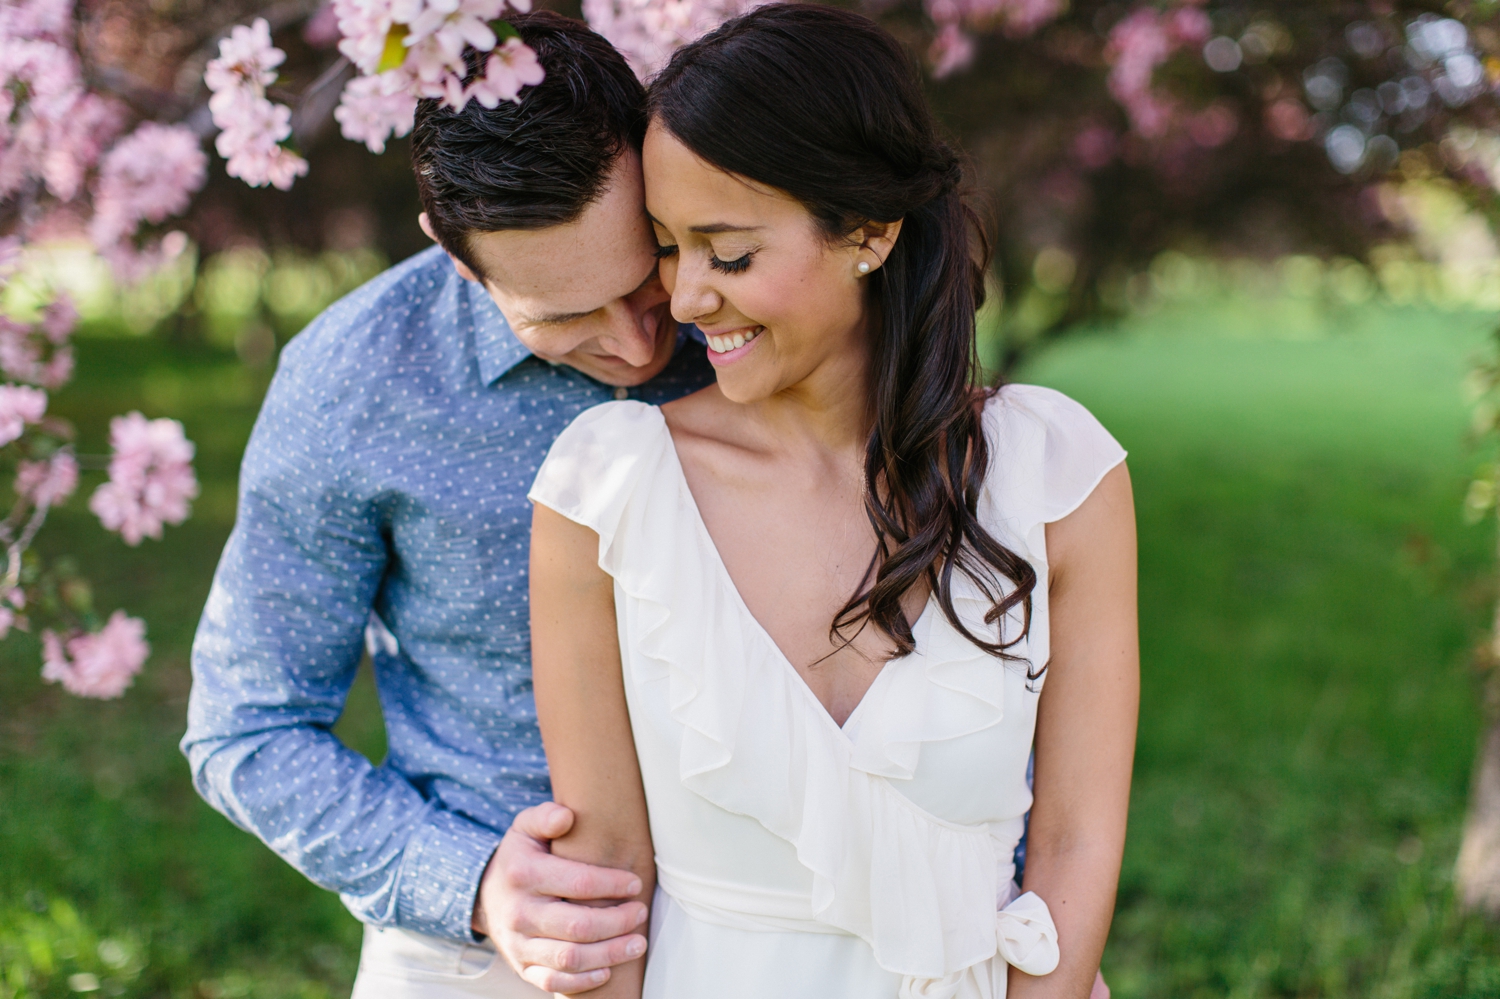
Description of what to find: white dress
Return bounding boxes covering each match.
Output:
[528,384,1126,999]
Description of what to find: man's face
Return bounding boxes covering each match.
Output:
[424,151,677,388]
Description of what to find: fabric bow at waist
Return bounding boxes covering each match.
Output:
[658,863,1059,999]
[897,889,1059,999]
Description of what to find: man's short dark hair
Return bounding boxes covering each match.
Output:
[411,11,646,275]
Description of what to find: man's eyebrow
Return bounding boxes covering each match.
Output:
[520,308,593,327]
[517,262,661,327]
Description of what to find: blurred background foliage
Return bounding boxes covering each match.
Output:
[5,0,1500,995]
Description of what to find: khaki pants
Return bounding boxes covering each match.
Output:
[350,925,550,999]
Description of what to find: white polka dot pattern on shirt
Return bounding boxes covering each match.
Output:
[182,245,714,941]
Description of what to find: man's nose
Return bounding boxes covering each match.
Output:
[597,299,659,367]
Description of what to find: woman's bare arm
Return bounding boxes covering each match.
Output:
[1010,462,1139,999]
[530,503,656,998]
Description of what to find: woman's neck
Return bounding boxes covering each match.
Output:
[750,329,872,460]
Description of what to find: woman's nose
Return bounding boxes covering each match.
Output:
[669,260,722,326]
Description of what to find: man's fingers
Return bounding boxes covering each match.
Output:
[518,932,647,978]
[510,801,575,843]
[520,965,609,995]
[520,851,642,901]
[520,898,648,944]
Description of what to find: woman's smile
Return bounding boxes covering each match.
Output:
[703,325,764,364]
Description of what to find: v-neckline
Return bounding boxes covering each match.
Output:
[653,408,934,736]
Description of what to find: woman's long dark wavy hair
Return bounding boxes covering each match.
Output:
[649,3,1037,665]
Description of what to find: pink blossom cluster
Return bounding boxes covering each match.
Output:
[0,588,26,640]
[0,293,76,389]
[1,0,205,276]
[923,0,1066,78]
[42,611,149,699]
[582,0,768,80]
[0,0,125,205]
[15,450,78,508]
[205,19,310,190]
[88,412,199,546]
[329,0,542,155]
[89,123,207,249]
[1105,3,1212,138]
[0,384,47,447]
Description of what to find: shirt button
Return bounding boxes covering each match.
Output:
[614,387,629,400]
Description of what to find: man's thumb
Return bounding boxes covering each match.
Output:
[516,801,574,841]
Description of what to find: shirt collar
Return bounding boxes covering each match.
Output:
[466,278,533,385]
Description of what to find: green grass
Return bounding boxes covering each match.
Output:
[1020,296,1500,997]
[3,297,1500,996]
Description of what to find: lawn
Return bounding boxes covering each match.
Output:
[3,293,1500,997]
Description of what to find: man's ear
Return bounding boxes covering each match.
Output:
[419,212,482,284]
[854,219,904,274]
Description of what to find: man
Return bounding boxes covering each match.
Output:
[183,13,702,996]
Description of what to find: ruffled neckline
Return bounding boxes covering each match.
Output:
[600,406,1018,977]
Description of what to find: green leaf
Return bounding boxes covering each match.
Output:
[490,19,519,43]
[377,24,409,74]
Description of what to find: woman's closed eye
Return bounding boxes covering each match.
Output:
[709,252,751,274]
[654,243,679,260]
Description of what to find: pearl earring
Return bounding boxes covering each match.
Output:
[857,260,871,275]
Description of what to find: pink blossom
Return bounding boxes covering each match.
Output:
[929,23,976,79]
[206,18,308,190]
[584,0,767,79]
[16,451,78,507]
[41,612,149,699]
[0,302,74,388]
[39,91,123,202]
[466,38,546,107]
[1165,6,1212,47]
[88,412,198,545]
[335,71,417,153]
[333,0,400,75]
[1105,7,1179,138]
[40,294,75,344]
[213,95,309,190]
[0,384,48,446]
[89,122,207,248]
[0,0,74,41]
[204,18,285,93]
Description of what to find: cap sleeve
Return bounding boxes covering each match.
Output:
[527,401,668,554]
[982,384,1126,539]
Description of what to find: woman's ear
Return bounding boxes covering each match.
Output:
[853,219,904,275]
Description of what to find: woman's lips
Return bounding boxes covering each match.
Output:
[704,326,763,366]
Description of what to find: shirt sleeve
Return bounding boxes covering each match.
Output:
[181,353,502,942]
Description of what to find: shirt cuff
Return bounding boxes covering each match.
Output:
[393,807,504,941]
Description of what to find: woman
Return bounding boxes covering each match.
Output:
[526,6,1137,997]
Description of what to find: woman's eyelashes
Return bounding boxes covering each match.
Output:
[652,241,751,274]
[709,253,752,274]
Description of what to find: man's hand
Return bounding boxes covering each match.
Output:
[474,802,649,994]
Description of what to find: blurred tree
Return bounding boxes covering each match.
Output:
[8,0,1500,914]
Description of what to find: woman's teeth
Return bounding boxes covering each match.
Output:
[707,328,762,354]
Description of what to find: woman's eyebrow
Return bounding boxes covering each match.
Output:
[689,223,763,234]
[645,212,761,237]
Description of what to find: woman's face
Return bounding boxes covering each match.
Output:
[642,122,872,404]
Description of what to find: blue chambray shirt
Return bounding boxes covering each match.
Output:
[183,245,714,941]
